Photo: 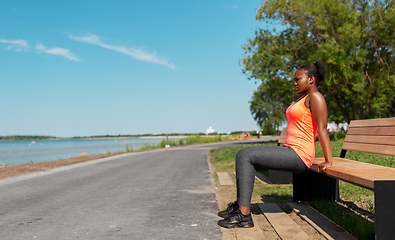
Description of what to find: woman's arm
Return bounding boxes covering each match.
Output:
[309,92,332,173]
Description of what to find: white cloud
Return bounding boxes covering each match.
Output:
[70,33,175,69]
[226,5,238,9]
[0,38,80,61]
[34,44,46,53]
[0,39,30,51]
[45,47,80,61]
[35,44,81,61]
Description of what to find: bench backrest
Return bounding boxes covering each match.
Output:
[278,128,287,145]
[342,117,395,157]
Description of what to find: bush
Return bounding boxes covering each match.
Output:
[328,132,347,141]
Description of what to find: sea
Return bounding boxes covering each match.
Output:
[0,137,170,165]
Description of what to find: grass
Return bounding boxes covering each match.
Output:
[209,142,277,172]
[126,135,234,152]
[208,139,393,240]
[315,140,395,168]
[100,151,113,155]
[159,134,233,147]
[311,201,375,240]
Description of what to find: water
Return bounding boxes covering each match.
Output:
[0,138,166,165]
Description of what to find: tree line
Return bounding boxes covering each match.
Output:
[0,136,56,141]
[2,132,250,141]
[242,0,395,134]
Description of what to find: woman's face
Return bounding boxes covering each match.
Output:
[293,69,311,94]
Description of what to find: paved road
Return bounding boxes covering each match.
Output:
[0,137,277,240]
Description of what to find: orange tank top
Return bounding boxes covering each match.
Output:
[285,94,318,168]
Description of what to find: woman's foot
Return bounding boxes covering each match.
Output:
[218,201,239,218]
[218,209,254,228]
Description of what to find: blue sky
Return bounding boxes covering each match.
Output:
[1,0,267,137]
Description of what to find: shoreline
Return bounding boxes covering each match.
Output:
[0,135,234,142]
[0,135,208,142]
[0,150,148,180]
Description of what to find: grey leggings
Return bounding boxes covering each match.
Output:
[235,145,308,207]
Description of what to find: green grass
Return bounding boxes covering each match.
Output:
[125,135,235,153]
[159,135,233,147]
[208,140,394,240]
[311,201,375,240]
[315,140,395,168]
[136,143,163,151]
[100,151,113,155]
[209,143,277,172]
[258,184,293,203]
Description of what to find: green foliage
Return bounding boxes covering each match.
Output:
[250,81,292,134]
[259,184,293,203]
[339,181,374,211]
[158,135,231,148]
[159,138,186,147]
[100,151,113,155]
[0,135,56,140]
[185,135,227,144]
[126,144,133,152]
[328,132,347,141]
[242,0,395,123]
[136,143,162,151]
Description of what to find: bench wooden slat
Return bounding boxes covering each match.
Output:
[346,126,395,136]
[344,135,395,145]
[348,117,395,127]
[312,157,395,190]
[342,142,395,156]
[278,127,287,144]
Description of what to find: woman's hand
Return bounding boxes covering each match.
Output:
[318,161,332,173]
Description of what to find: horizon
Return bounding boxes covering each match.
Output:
[0,129,260,139]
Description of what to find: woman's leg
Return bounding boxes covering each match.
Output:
[236,145,307,213]
[218,145,307,228]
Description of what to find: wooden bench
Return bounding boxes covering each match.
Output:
[277,127,287,146]
[293,117,395,240]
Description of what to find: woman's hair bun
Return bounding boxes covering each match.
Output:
[299,61,326,86]
[314,61,326,81]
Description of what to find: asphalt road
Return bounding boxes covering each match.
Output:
[0,137,277,240]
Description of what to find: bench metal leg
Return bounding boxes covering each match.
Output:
[375,180,395,240]
[293,171,339,202]
[269,170,293,184]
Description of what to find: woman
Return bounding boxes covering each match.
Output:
[218,61,333,228]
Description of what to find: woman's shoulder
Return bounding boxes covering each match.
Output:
[309,91,326,106]
[309,91,325,101]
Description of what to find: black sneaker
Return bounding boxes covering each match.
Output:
[218,201,239,218]
[218,209,254,228]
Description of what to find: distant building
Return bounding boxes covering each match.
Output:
[206,126,215,135]
[327,122,348,132]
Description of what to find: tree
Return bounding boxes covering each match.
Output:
[242,0,395,123]
[250,76,296,134]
